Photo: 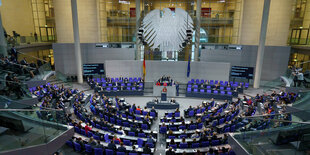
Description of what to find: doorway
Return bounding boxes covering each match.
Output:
[290,28,309,45]
[39,27,56,42]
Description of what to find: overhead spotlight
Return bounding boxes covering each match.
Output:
[186,29,193,40]
[138,28,143,35]
[138,28,144,40]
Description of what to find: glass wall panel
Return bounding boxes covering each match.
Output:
[98,0,241,44]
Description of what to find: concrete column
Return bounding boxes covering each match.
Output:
[253,0,271,88]
[0,12,7,56]
[194,0,201,61]
[135,0,141,60]
[99,0,108,42]
[71,0,83,84]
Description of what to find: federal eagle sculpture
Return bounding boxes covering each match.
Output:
[140,8,194,52]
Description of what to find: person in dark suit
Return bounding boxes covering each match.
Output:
[150,107,157,117]
[107,140,116,151]
[143,144,152,154]
[87,137,97,147]
[130,125,138,134]
[95,140,104,148]
[130,146,138,153]
[117,142,126,153]
[20,57,28,66]
[166,147,176,155]
[154,97,159,103]
[9,53,17,63]
[10,46,17,59]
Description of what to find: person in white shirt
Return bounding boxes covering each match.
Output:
[297,72,304,87]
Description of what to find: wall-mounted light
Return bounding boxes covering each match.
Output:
[119,0,130,4]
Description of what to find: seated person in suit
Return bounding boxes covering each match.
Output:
[74,137,85,149]
[169,138,176,146]
[130,146,138,153]
[170,98,176,104]
[180,137,187,147]
[95,140,104,148]
[87,137,97,147]
[143,144,152,154]
[150,107,157,116]
[130,125,138,135]
[154,97,159,103]
[166,147,176,155]
[117,142,126,153]
[185,106,193,116]
[107,140,116,151]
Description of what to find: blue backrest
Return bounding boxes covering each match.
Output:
[94,148,103,155]
[74,142,82,152]
[106,149,114,155]
[180,143,188,148]
[137,138,144,147]
[201,141,209,147]
[117,152,126,155]
[85,144,93,153]
[191,143,200,148]
[123,139,132,146]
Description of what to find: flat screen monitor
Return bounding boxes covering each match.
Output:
[231,66,254,79]
[83,64,105,75]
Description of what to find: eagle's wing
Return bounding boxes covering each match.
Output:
[174,8,194,51]
[142,9,161,49]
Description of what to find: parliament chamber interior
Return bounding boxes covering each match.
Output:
[0,0,310,155]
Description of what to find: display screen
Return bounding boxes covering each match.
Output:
[83,64,105,75]
[231,66,254,79]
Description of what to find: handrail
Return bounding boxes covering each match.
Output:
[17,51,49,63]
[0,109,64,112]
[0,69,14,73]
[242,116,310,125]
[0,78,29,85]
[242,110,297,118]
[0,59,36,70]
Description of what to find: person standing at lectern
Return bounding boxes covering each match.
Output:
[163,87,167,92]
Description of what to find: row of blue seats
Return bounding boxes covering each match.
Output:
[28,82,55,93]
[66,140,149,155]
[188,85,234,90]
[102,83,143,87]
[103,87,143,91]
[168,139,226,149]
[187,88,233,95]
[189,79,249,86]
[94,77,142,83]
[74,126,153,147]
